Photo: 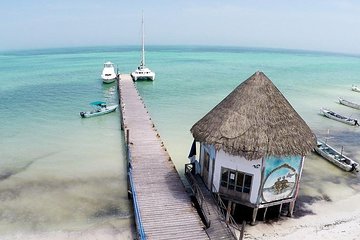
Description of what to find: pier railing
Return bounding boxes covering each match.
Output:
[126,129,146,240]
[211,183,245,240]
[184,164,211,228]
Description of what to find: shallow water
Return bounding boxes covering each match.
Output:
[1,46,360,237]
[0,48,134,238]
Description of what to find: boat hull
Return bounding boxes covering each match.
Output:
[101,77,117,84]
[101,62,117,83]
[320,108,358,126]
[80,105,117,118]
[338,97,360,110]
[351,86,360,92]
[131,69,155,81]
[314,140,359,172]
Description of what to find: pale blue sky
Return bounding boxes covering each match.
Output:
[1,0,360,53]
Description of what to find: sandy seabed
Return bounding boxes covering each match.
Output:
[245,193,360,240]
[0,223,134,240]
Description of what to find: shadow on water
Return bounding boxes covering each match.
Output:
[315,129,360,158]
[293,195,331,218]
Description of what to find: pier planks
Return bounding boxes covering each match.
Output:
[118,74,209,240]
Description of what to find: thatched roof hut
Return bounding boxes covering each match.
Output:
[191,71,316,160]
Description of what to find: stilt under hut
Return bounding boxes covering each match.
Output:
[188,71,316,225]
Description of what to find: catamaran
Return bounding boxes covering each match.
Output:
[101,61,117,83]
[131,13,155,81]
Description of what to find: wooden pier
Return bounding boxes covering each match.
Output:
[185,164,244,240]
[118,74,209,240]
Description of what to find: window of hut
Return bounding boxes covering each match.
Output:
[220,167,253,194]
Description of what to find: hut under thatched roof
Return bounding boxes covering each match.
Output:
[191,71,316,160]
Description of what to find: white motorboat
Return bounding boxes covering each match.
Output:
[314,139,359,172]
[80,101,117,118]
[101,61,117,83]
[131,13,155,81]
[320,108,359,126]
[351,85,360,92]
[338,97,360,110]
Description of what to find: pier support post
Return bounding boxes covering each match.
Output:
[231,202,236,215]
[240,221,246,240]
[126,129,130,145]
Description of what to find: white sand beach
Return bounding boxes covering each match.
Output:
[246,190,360,240]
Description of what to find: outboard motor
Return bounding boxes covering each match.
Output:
[80,112,85,118]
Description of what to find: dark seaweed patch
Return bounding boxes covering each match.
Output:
[92,205,130,219]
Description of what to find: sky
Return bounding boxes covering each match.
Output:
[1,0,360,54]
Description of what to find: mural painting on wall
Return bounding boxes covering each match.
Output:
[261,156,302,203]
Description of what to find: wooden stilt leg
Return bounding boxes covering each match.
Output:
[278,203,283,218]
[263,207,268,222]
[288,201,295,217]
[251,207,258,225]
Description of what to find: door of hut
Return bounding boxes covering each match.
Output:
[202,151,210,189]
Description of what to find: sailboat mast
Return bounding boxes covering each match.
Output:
[141,12,145,67]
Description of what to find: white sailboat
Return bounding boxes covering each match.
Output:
[131,13,155,81]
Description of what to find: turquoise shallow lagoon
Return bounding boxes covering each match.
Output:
[1,46,360,238]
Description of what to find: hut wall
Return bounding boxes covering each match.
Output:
[213,150,262,204]
[199,143,217,189]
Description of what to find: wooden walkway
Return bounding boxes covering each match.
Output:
[195,175,236,240]
[185,164,240,240]
[118,74,209,240]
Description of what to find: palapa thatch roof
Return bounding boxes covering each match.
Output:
[191,71,316,160]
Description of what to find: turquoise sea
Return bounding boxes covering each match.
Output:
[1,46,360,238]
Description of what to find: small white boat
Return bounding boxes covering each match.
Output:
[314,139,359,172]
[101,61,117,83]
[320,108,359,126]
[351,85,360,92]
[80,101,117,118]
[131,13,155,81]
[338,97,360,110]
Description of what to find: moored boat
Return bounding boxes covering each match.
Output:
[80,101,117,118]
[338,97,360,110]
[351,85,360,92]
[320,108,359,126]
[314,139,359,172]
[101,61,117,83]
[131,13,155,81]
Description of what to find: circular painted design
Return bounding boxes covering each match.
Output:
[262,164,297,203]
